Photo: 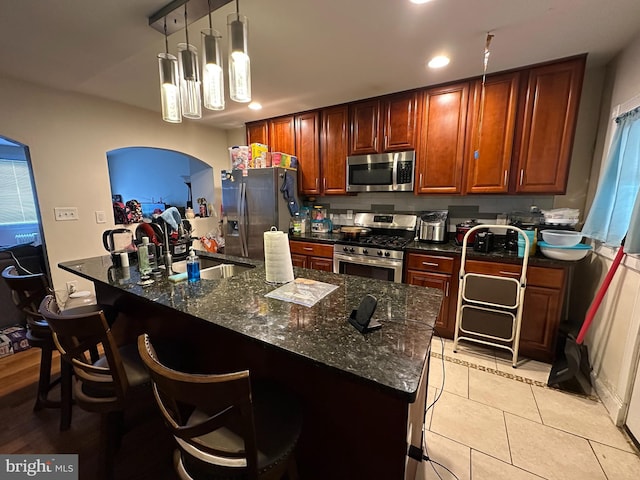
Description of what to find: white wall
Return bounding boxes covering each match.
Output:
[0,75,230,294]
[573,31,640,424]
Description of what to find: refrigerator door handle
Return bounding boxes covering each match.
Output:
[240,181,249,257]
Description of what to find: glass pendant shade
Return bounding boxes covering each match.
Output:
[158,53,182,123]
[201,29,225,111]
[177,43,202,119]
[227,13,251,103]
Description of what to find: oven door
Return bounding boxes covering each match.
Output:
[333,252,403,283]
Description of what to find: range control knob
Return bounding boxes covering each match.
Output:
[343,246,349,252]
[362,249,368,255]
[349,247,355,253]
[384,251,391,257]
[377,250,383,256]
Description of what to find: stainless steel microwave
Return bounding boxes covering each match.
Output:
[346,151,415,192]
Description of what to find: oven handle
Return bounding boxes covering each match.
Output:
[333,253,403,268]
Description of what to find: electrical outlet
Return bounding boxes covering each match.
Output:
[66,281,78,295]
[55,207,79,221]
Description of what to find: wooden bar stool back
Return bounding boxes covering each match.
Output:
[138,334,302,480]
[1,265,73,430]
[39,295,150,480]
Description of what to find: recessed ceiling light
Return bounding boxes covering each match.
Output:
[248,102,262,110]
[428,56,450,69]
[409,0,434,4]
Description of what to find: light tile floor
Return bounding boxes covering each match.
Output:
[417,337,640,480]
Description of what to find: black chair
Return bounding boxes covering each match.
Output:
[2,265,74,430]
[137,333,303,480]
[39,295,151,480]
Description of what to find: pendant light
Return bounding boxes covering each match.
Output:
[158,18,182,123]
[201,0,225,110]
[228,0,251,103]
[178,2,202,119]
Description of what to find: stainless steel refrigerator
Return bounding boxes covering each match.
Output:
[221,168,299,259]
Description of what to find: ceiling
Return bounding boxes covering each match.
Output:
[1,0,640,130]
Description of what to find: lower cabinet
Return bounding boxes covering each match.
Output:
[404,253,457,337]
[289,241,334,272]
[463,259,568,362]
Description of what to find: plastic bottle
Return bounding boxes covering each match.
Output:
[137,237,150,274]
[187,247,200,282]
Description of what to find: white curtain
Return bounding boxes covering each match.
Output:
[582,107,640,252]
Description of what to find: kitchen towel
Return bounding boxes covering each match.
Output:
[160,206,182,232]
[263,228,294,284]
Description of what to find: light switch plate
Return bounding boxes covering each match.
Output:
[95,210,106,224]
[54,207,79,221]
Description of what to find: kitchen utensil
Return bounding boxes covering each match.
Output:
[473,231,495,253]
[537,242,592,260]
[455,220,481,246]
[418,211,449,243]
[340,226,371,241]
[541,230,583,246]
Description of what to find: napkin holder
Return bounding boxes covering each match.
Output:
[348,294,381,333]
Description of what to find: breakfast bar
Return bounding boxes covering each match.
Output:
[59,252,441,480]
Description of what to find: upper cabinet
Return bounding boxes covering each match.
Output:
[320,105,349,195]
[349,92,418,155]
[295,111,321,195]
[246,55,585,197]
[512,57,585,194]
[246,120,268,146]
[268,115,296,154]
[464,72,520,194]
[415,82,469,194]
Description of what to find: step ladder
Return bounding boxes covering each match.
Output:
[453,225,530,368]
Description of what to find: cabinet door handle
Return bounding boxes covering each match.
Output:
[503,170,508,186]
[499,270,520,276]
[519,169,524,185]
[445,281,450,297]
[419,173,423,188]
[384,134,388,148]
[323,178,327,191]
[422,262,439,268]
[315,178,319,191]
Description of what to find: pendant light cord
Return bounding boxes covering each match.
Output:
[184,3,190,46]
[164,17,169,54]
[236,0,240,21]
[474,32,494,159]
[207,0,213,29]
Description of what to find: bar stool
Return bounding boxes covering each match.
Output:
[138,333,303,480]
[1,265,73,431]
[39,295,151,480]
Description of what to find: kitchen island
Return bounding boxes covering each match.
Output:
[59,252,441,480]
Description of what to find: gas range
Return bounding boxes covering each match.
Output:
[333,213,417,283]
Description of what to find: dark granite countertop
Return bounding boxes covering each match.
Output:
[59,252,440,402]
[290,232,574,267]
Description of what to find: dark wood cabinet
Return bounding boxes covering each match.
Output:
[464,72,519,194]
[320,105,349,195]
[295,111,321,195]
[383,92,419,152]
[463,259,568,362]
[512,56,585,194]
[290,241,334,272]
[269,115,296,154]
[415,83,469,194]
[349,100,379,155]
[349,92,418,155]
[405,253,457,337]
[246,120,268,146]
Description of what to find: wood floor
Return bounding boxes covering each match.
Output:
[0,348,179,479]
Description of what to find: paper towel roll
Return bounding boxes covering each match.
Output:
[264,229,294,284]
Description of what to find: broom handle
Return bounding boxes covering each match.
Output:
[576,244,626,344]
